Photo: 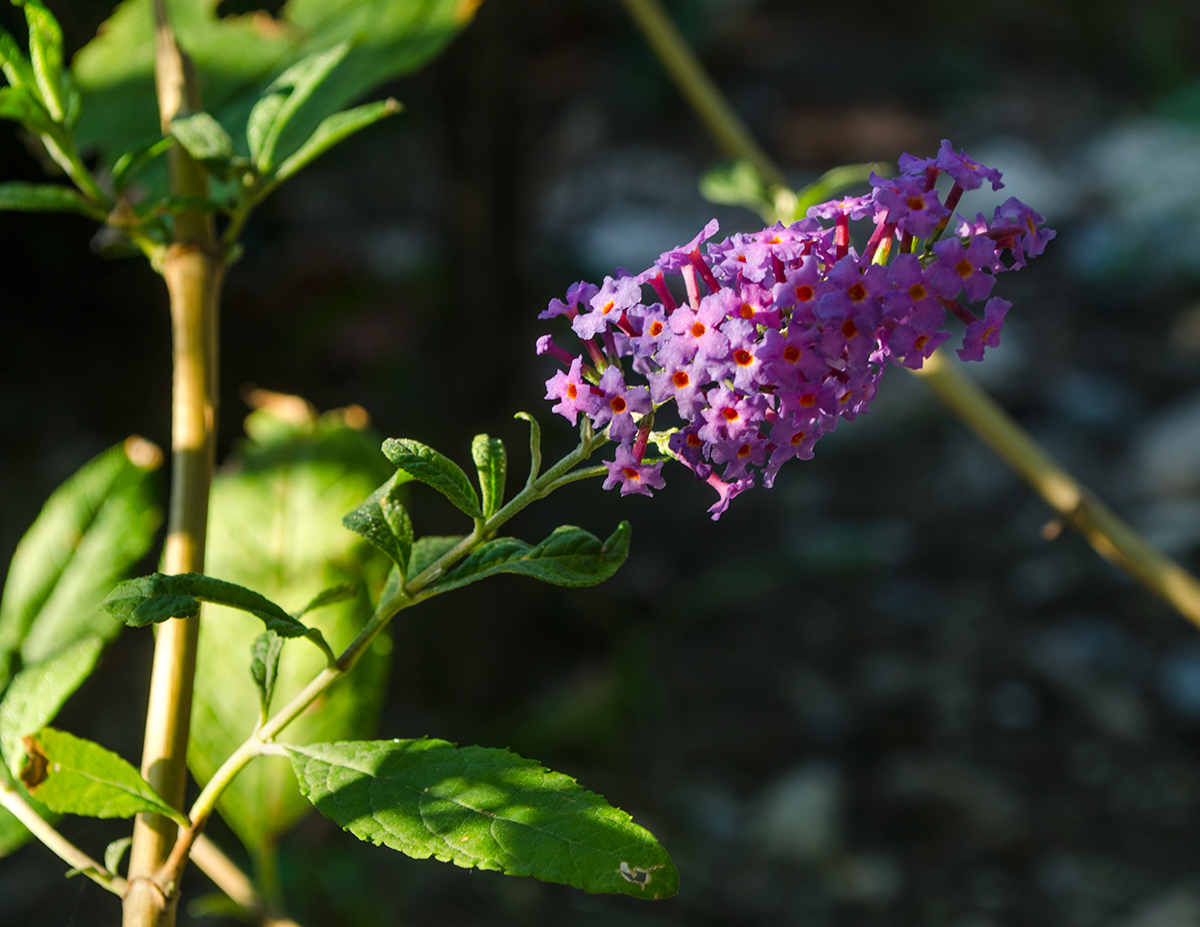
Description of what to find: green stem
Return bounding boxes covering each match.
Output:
[159,425,612,891]
[616,0,784,189]
[0,779,127,896]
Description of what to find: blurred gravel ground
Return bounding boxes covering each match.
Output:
[6,1,1200,925]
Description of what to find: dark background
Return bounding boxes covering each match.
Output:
[6,1,1200,924]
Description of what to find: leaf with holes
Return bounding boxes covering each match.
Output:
[19,728,187,826]
[289,738,678,899]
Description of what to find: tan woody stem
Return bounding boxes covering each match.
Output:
[620,0,1200,628]
[912,351,1200,626]
[124,3,222,926]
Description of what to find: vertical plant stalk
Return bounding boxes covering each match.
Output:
[124,4,222,926]
[619,0,1200,627]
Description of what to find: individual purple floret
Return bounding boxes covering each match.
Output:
[602,443,667,497]
[535,142,1052,518]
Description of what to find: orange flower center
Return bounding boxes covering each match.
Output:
[799,393,815,407]
[955,259,973,278]
[841,319,858,338]
[740,302,755,319]
[691,322,706,338]
[737,443,752,459]
[601,300,615,315]
[648,320,663,336]
[622,467,640,481]
[783,345,801,364]
[734,349,753,367]
[790,431,807,446]
[795,285,814,302]
[721,407,740,422]
[908,283,927,300]
[686,432,702,447]
[914,334,929,351]
[566,383,577,400]
[906,196,925,211]
[848,283,867,302]
[610,396,627,413]
[672,370,690,388]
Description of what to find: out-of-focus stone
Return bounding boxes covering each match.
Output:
[1124,886,1200,927]
[753,762,844,863]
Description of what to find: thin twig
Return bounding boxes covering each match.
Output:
[189,835,303,927]
[912,350,1200,627]
[0,781,127,896]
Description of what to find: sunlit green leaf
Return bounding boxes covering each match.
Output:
[0,635,104,776]
[382,439,482,519]
[0,84,53,134]
[272,98,401,183]
[169,111,236,173]
[249,631,284,722]
[73,0,483,169]
[471,434,507,519]
[342,471,412,570]
[254,41,349,172]
[0,181,103,218]
[20,0,66,122]
[19,728,187,825]
[0,439,161,692]
[289,738,678,899]
[189,407,393,852]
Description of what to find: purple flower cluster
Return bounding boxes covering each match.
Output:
[538,141,1054,519]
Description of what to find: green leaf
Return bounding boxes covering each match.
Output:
[20,0,65,122]
[100,573,310,639]
[342,472,411,570]
[104,836,132,876]
[254,41,350,172]
[0,440,161,692]
[382,439,482,520]
[273,98,401,183]
[380,485,413,570]
[288,738,678,899]
[699,159,769,212]
[169,111,236,171]
[407,535,463,580]
[0,762,53,858]
[111,136,172,191]
[72,0,482,170]
[0,181,103,218]
[426,523,632,596]
[471,434,507,519]
[0,83,53,133]
[189,407,394,852]
[249,631,284,722]
[514,411,542,483]
[19,728,187,825]
[0,26,35,90]
[792,162,886,216]
[246,92,286,165]
[295,583,360,617]
[0,635,104,776]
